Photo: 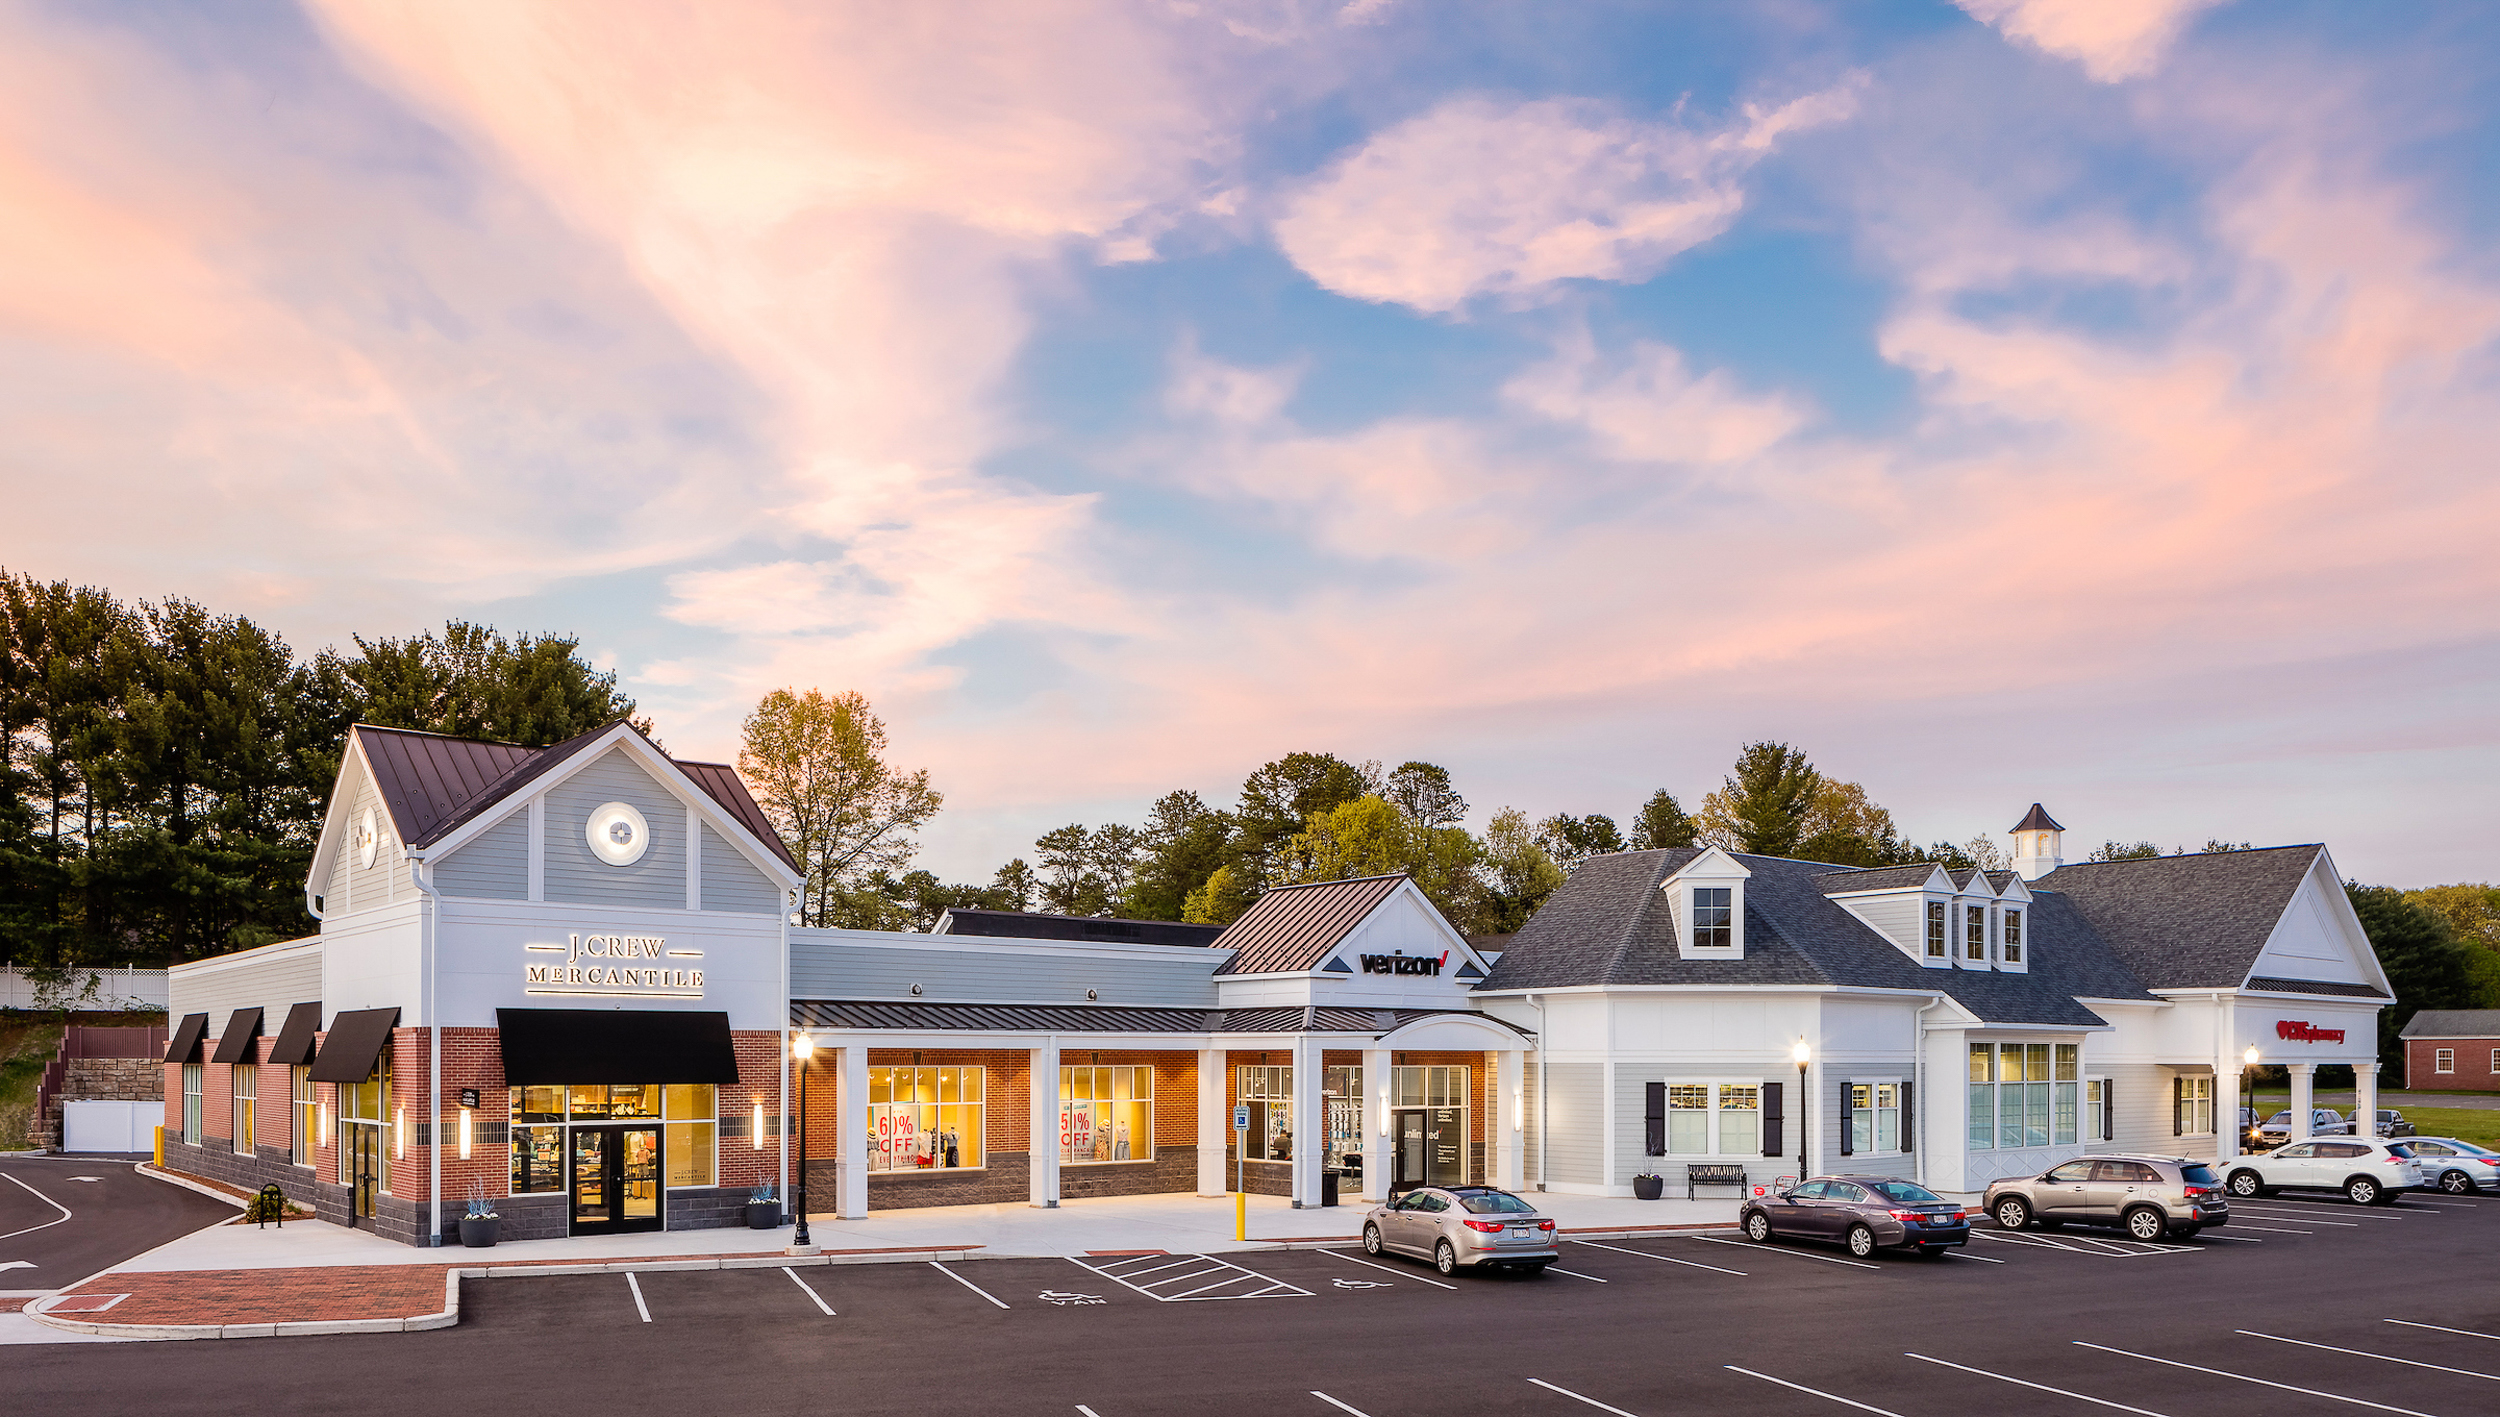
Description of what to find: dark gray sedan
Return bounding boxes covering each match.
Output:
[1740,1175,1970,1258]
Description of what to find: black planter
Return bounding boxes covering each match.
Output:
[458,1214,501,1248]
[1632,1175,1665,1200]
[745,1200,783,1230]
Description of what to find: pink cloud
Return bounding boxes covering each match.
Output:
[1957,0,2230,82]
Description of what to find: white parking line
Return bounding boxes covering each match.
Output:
[1073,1251,1314,1300]
[625,1272,651,1323]
[2227,1208,2362,1226]
[1310,1392,1373,1417]
[2072,1341,2438,1416]
[1906,1352,2173,1416]
[1691,1234,1876,1270]
[2194,1232,2265,1241]
[1316,1250,1458,1291]
[2224,1224,2311,1234]
[929,1261,1010,1309]
[783,1266,834,1316]
[1528,1377,1641,1415]
[1724,1366,1909,1416]
[1544,1267,1609,1282]
[1969,1230,2196,1258]
[1076,1406,1104,1416]
[0,1172,74,1245]
[2237,1329,2500,1381]
[2249,1199,2412,1218]
[2387,1318,2500,1342]
[1939,1249,2005,1262]
[1570,1238,1748,1276]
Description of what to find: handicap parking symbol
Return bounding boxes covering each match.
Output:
[1039,1290,1107,1305]
[1332,1278,1392,1290]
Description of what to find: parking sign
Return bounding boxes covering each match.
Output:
[1233,1105,1249,1132]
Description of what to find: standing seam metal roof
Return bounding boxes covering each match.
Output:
[1211,874,1409,975]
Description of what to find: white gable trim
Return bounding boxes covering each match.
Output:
[1822,864,1953,898]
[304,731,389,904]
[2243,848,2392,996]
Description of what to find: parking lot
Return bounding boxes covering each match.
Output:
[13,1184,2500,1416]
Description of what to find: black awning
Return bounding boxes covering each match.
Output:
[309,1007,402,1083]
[164,1012,209,1064]
[265,1001,324,1066]
[209,1006,264,1063]
[496,1008,741,1086]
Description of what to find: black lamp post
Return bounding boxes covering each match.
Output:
[790,1032,814,1250]
[1793,1038,1812,1180]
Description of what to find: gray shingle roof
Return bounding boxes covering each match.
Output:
[1477,849,2153,1028]
[2033,846,2324,990]
[2248,976,2388,999]
[2399,1009,2500,1038]
[1212,874,1409,975]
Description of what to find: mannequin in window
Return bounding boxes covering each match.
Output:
[1114,1122,1130,1161]
[942,1127,959,1168]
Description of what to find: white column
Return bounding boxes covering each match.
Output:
[835,1045,868,1220]
[1197,1047,1227,1197]
[2289,1062,2316,1143]
[2353,1062,2378,1138]
[1029,1039,1061,1208]
[1290,1035,1322,1207]
[1361,1045,1391,1200]
[1496,1049,1524,1190]
[2215,1060,2240,1165]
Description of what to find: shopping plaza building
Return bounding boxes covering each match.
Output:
[158,723,2398,1245]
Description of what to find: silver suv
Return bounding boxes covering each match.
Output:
[1982,1155,2230,1241]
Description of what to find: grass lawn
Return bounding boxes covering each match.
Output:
[2386,1108,2500,1148]
[0,1016,68,1148]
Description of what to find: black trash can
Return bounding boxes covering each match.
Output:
[1320,1168,1341,1208]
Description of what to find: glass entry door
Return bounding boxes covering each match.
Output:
[1392,1110,1427,1191]
[347,1124,381,1227]
[570,1126,664,1235]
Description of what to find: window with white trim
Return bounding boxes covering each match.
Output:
[2490,1048,2498,1074]
[182,1063,202,1145]
[1239,1065,1292,1161]
[2002,909,2023,965]
[1662,1080,1761,1155]
[1691,887,1733,948]
[1924,901,1946,959]
[2435,1048,2455,1073]
[1967,1043,2080,1149]
[1666,1085,1710,1153]
[1061,1065,1152,1164]
[1965,906,1988,962]
[1850,1082,1901,1153]
[292,1065,317,1166]
[232,1064,256,1153]
[2173,1074,2214,1136]
[869,1066,985,1171]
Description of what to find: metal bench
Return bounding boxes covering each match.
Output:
[1685,1163,1747,1200]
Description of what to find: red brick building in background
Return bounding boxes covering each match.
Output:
[2400,1010,2500,1092]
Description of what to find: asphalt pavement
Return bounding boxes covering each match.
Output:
[1,1155,236,1288]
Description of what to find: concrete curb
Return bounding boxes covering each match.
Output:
[133,1163,247,1210]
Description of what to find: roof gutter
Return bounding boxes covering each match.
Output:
[1914,992,1946,1188]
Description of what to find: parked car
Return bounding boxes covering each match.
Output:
[2357,1109,2418,1139]
[2225,1139,2423,1205]
[1360,1185,1557,1275]
[2401,1137,2500,1194]
[2257,1108,2355,1146]
[2236,1107,2267,1153]
[1982,1155,2228,1241]
[1738,1175,1970,1259]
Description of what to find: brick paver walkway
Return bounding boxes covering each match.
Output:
[51,1264,456,1326]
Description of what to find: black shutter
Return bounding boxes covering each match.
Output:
[2101,1080,2115,1142]
[1762,1081,1784,1158]
[1899,1081,1914,1154]
[2171,1077,2183,1136]
[1838,1076,1853,1157]
[1644,1082,1666,1156]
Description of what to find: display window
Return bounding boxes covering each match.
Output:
[868,1065,984,1171]
[1238,1065,1292,1161]
[1059,1066,1151,1164]
[181,1063,203,1145]
[1391,1066,1468,1108]
[510,1083,720,1193]
[232,1064,257,1152]
[1323,1066,1364,1171]
[292,1065,317,1166]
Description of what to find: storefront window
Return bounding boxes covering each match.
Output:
[1969,1042,2071,1150]
[664,1084,717,1187]
[1851,1083,1900,1153]
[510,1083,719,1193]
[1967,1043,1994,1149]
[1060,1066,1151,1164]
[293,1065,316,1166]
[338,1052,390,1190]
[512,1086,564,1193]
[232,1064,256,1152]
[1667,1085,1710,1153]
[1323,1066,1363,1170]
[1391,1066,1468,1108]
[2053,1045,2079,1144]
[182,1063,202,1145]
[869,1066,984,1171]
[1239,1065,1292,1161]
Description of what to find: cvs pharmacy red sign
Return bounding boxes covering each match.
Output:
[2277,1020,2346,1043]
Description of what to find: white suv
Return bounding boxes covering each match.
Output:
[2225,1139,2424,1206]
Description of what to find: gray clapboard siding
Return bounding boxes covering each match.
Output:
[789,935,1222,1008]
[436,813,530,900]
[543,748,690,911]
[1840,891,1924,958]
[171,946,323,1032]
[341,762,405,913]
[1539,1061,1603,1185]
[702,824,783,915]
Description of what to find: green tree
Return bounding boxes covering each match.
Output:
[1536,812,1624,869]
[1275,794,1480,923]
[990,858,1039,912]
[318,620,641,747]
[1121,790,1236,920]
[2406,884,2500,951]
[2348,883,2480,1072]
[1182,863,1252,926]
[1383,762,1467,829]
[2088,840,2168,862]
[1233,751,1373,888]
[1473,807,1565,935]
[1627,789,1697,850]
[738,688,941,929]
[1698,741,1823,857]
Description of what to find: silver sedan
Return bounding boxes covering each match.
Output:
[1361,1185,1559,1276]
[2404,1137,2500,1194]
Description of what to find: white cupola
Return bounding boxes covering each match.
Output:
[2012,803,2064,881]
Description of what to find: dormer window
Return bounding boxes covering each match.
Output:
[1692,888,1734,948]
[1965,906,1987,962]
[1924,902,1946,959]
[2003,909,2024,965]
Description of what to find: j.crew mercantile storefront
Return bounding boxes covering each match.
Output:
[159,726,2398,1247]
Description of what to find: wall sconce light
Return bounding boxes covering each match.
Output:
[753,1101,767,1150]
[394,1107,406,1159]
[458,1106,473,1161]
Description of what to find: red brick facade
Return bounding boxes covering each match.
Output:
[2406,1036,2500,1091]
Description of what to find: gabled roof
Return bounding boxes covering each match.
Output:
[2013,803,2064,833]
[2398,1009,2500,1038]
[1211,874,1409,976]
[932,908,1225,948]
[1478,848,2151,1027]
[2033,845,2324,990]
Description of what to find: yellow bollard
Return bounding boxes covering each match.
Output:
[153,1125,164,1168]
[1235,1189,1246,1242]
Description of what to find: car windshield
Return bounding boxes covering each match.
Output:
[1866,1180,1945,1205]
[2179,1164,2219,1184]
[2387,1143,2417,1158]
[2264,1112,2291,1124]
[1457,1190,1537,1215]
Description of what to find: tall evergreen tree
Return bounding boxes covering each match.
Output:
[1628,789,1697,850]
[1702,741,1823,857]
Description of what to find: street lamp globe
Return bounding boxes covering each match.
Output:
[1792,1038,1811,1067]
[792,1032,815,1062]
[2243,1044,2260,1067]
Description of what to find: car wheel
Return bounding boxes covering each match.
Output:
[2345,1176,2379,1206]
[1744,1211,1773,1242]
[2442,1170,2474,1195]
[1435,1241,1458,1276]
[2227,1169,2264,1198]
[1993,1196,2032,1230]
[1845,1224,1876,1259]
[2122,1206,2165,1242]
[1363,1223,1384,1256]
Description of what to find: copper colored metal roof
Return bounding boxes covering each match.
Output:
[1211,874,1408,976]
[2012,802,2064,833]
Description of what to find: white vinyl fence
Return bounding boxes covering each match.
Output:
[0,964,169,1012]
[63,1100,157,1153]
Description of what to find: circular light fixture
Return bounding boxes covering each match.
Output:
[585,801,652,867]
[356,808,380,870]
[1086,988,1099,1001]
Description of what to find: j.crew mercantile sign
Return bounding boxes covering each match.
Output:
[524,932,705,999]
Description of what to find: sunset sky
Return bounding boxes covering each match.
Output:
[3,1,2495,887]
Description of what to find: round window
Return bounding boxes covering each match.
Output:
[356,807,380,870]
[585,801,652,867]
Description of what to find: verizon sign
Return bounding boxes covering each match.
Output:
[2276,1020,2346,1044]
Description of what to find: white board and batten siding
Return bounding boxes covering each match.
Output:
[543,748,689,912]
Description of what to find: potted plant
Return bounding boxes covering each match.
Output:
[459,1185,501,1248]
[745,1183,783,1230]
[1632,1169,1665,1201]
